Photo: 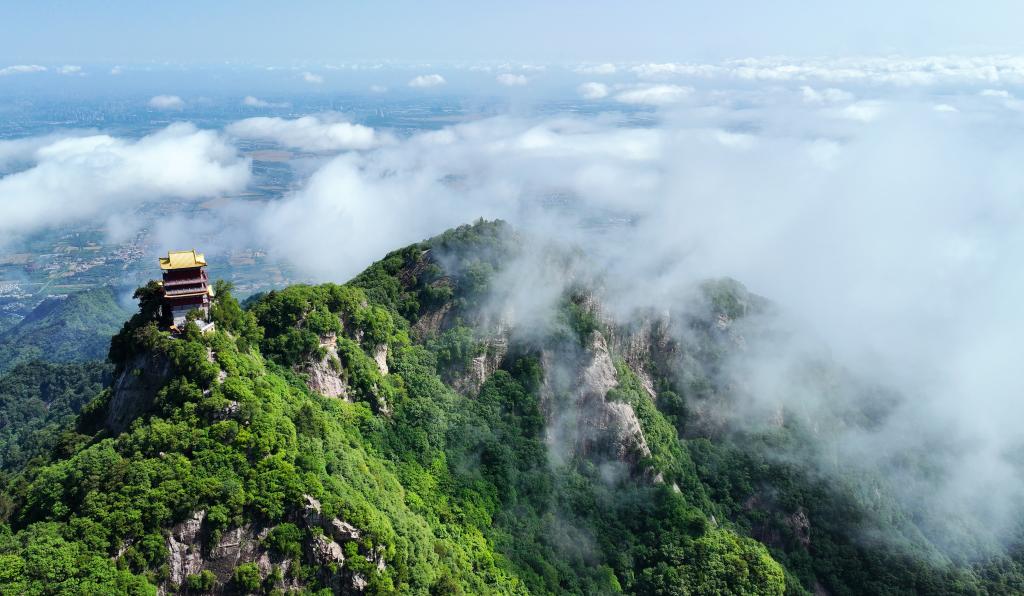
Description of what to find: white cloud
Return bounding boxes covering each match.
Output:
[408,73,446,88]
[575,63,617,75]
[496,73,528,86]
[369,85,388,93]
[226,114,379,152]
[628,56,1024,87]
[801,85,854,104]
[614,84,692,105]
[57,65,82,76]
[0,123,249,236]
[241,96,290,108]
[577,82,609,99]
[0,132,92,173]
[837,100,885,122]
[110,66,123,75]
[980,88,1011,98]
[0,64,46,76]
[632,62,720,78]
[977,88,1024,111]
[302,71,324,84]
[934,103,959,113]
[148,95,185,110]
[238,98,1024,555]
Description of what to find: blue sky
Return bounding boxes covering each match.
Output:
[2,0,1022,64]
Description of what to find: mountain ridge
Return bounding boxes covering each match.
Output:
[0,220,1019,595]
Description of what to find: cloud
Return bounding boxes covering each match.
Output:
[369,85,388,93]
[578,82,609,99]
[241,96,290,108]
[0,123,249,237]
[980,88,1011,98]
[0,64,46,76]
[629,56,1024,86]
[110,66,123,75]
[408,73,446,88]
[837,100,885,122]
[302,71,324,84]
[614,84,692,105]
[801,85,854,104]
[148,95,185,110]
[226,114,379,152]
[0,132,93,173]
[496,73,528,86]
[575,63,617,75]
[632,62,719,78]
[232,92,1024,556]
[57,65,82,76]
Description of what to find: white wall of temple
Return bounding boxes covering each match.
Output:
[171,304,210,327]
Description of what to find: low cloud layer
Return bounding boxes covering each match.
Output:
[496,73,528,86]
[614,84,693,105]
[242,95,290,108]
[629,55,1024,86]
[575,63,617,75]
[408,73,446,88]
[0,64,46,76]
[148,94,185,109]
[226,114,380,152]
[578,82,609,99]
[221,87,1024,556]
[0,123,249,237]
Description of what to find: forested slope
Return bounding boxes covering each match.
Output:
[0,286,130,374]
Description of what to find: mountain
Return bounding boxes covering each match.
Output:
[0,286,131,375]
[0,220,1020,595]
[0,360,113,471]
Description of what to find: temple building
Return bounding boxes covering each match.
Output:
[159,249,214,330]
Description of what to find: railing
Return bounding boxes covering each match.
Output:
[163,273,208,286]
[164,285,209,297]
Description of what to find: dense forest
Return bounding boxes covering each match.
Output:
[0,220,1020,594]
[0,286,130,375]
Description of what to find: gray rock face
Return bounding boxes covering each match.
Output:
[164,514,267,591]
[304,333,349,398]
[167,510,206,586]
[312,534,346,566]
[106,351,174,434]
[331,518,362,542]
[206,525,263,582]
[451,330,509,396]
[372,343,389,375]
[411,299,453,339]
[542,331,651,471]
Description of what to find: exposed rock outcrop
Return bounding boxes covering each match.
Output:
[106,350,174,434]
[312,534,346,566]
[542,331,651,472]
[450,331,509,396]
[372,343,389,375]
[304,332,349,398]
[411,299,453,339]
[167,510,206,586]
[787,508,812,548]
[162,497,380,594]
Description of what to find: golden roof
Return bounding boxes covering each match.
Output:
[159,249,207,270]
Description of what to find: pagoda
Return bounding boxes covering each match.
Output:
[159,249,214,330]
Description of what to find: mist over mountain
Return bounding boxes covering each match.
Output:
[3,5,1024,592]
[0,220,1020,594]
